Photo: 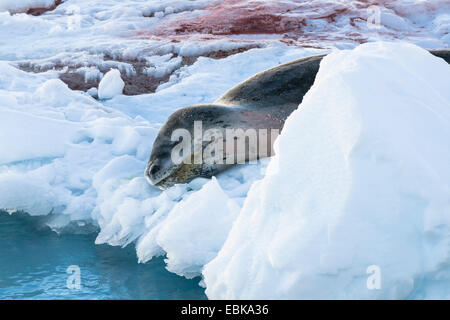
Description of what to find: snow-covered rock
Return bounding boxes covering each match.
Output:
[98,69,124,100]
[0,0,55,13]
[164,6,174,15]
[203,42,450,300]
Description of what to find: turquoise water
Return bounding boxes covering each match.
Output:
[0,211,206,300]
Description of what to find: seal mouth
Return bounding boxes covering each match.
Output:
[145,160,174,189]
[145,156,210,190]
[146,159,198,190]
[145,139,248,189]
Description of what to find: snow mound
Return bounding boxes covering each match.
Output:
[98,69,124,100]
[204,42,450,300]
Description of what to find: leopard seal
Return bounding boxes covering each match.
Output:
[146,49,450,189]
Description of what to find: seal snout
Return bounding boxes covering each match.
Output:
[145,160,161,186]
[148,163,160,177]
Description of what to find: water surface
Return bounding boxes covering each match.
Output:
[0,211,206,300]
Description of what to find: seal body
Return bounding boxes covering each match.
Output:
[146,50,449,189]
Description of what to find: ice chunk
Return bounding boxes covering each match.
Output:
[165,6,174,15]
[156,178,240,279]
[98,69,124,100]
[34,79,74,107]
[87,87,98,97]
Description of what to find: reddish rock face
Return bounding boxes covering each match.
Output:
[137,0,366,45]
[136,0,447,47]
[165,1,306,36]
[145,0,305,38]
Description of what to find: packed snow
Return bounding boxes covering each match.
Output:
[0,0,449,299]
[204,42,450,299]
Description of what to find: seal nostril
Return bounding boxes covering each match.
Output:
[150,165,160,176]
